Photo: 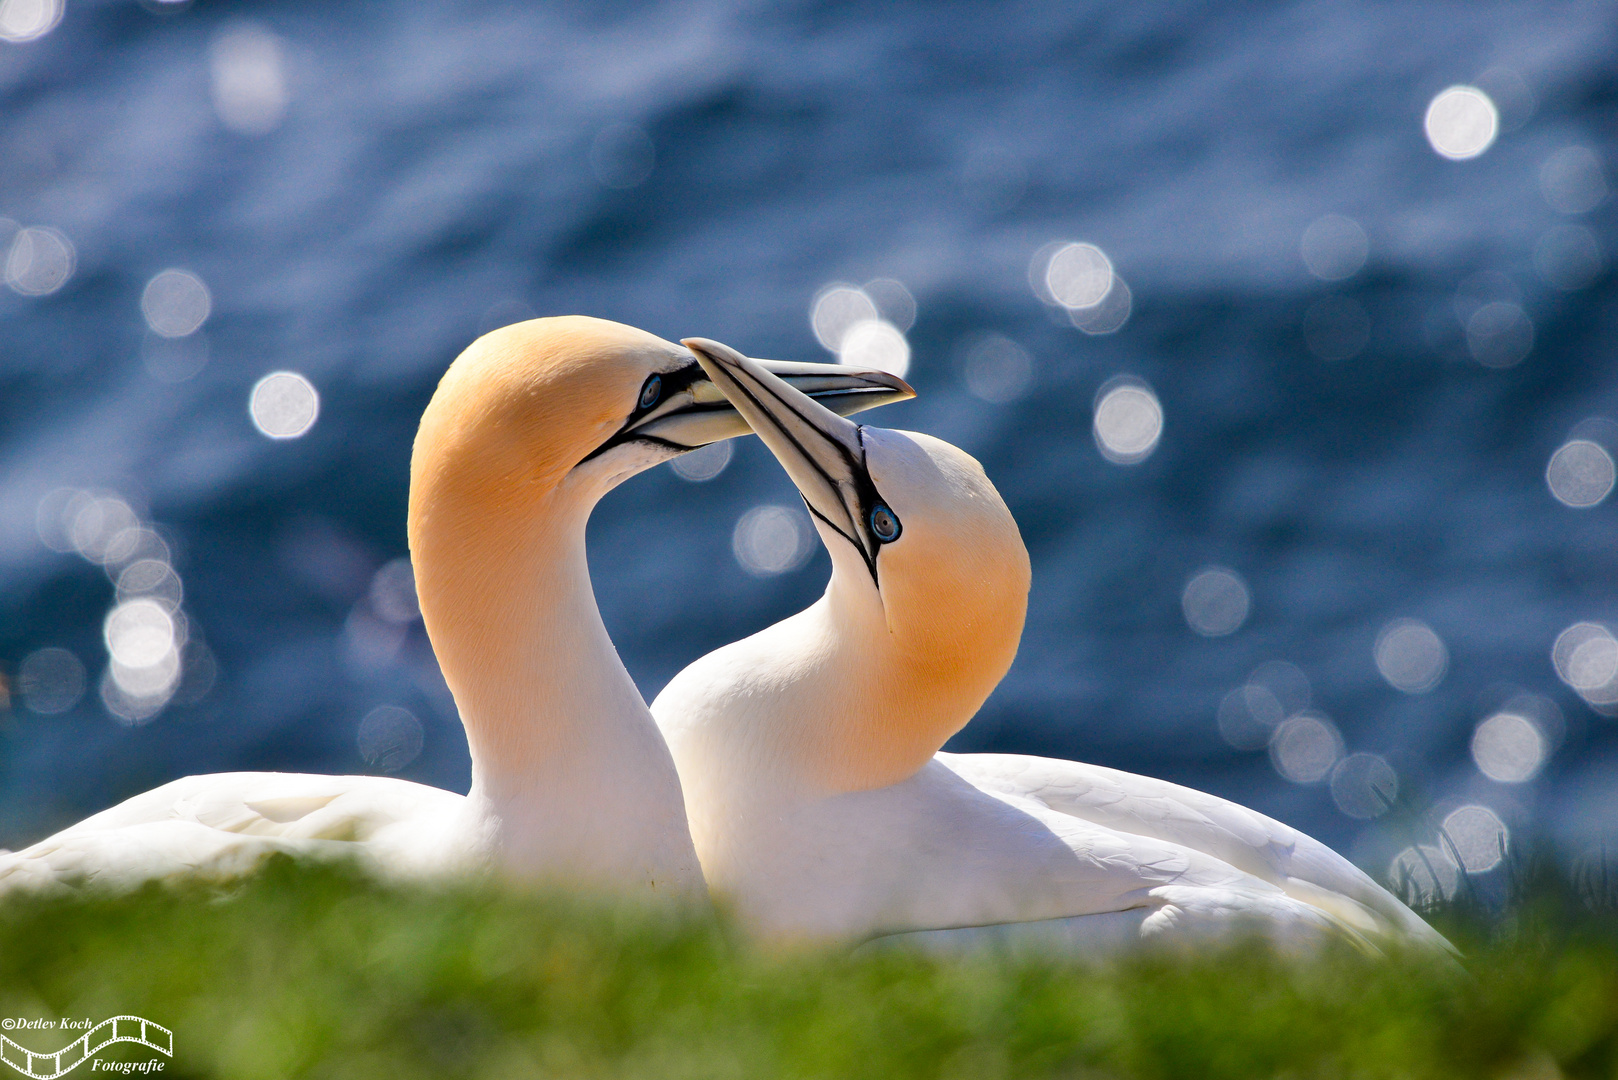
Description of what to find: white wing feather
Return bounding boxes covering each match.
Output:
[0,772,469,893]
[939,751,1448,950]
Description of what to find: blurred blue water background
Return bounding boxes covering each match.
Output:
[2,0,1615,890]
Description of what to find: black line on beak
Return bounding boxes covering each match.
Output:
[713,361,890,585]
[576,360,710,466]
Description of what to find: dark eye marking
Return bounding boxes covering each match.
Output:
[870,504,900,543]
[576,360,709,467]
[797,424,901,588]
[639,374,662,410]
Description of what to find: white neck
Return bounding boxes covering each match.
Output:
[415,477,705,896]
[655,563,979,803]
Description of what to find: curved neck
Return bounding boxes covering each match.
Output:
[412,476,703,893]
[802,570,996,791]
[658,564,999,801]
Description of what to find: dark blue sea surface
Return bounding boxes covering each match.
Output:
[2,1,1615,889]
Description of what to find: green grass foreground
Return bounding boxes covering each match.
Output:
[1,858,1615,1079]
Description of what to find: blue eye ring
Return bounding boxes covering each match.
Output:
[870,504,901,543]
[638,374,662,410]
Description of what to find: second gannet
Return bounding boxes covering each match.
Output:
[653,339,1448,952]
[0,317,912,898]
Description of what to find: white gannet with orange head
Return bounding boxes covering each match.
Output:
[0,317,912,897]
[652,338,1450,953]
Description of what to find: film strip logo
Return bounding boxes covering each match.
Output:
[0,1017,171,1079]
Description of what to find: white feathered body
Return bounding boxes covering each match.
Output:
[653,584,1447,953]
[666,739,1442,950]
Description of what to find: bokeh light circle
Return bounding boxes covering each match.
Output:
[1465,302,1533,368]
[961,334,1033,404]
[1390,845,1458,905]
[1546,439,1615,508]
[1329,752,1398,819]
[1269,712,1343,784]
[1093,379,1162,465]
[1539,146,1608,216]
[1424,86,1498,160]
[733,505,814,577]
[18,647,86,714]
[250,371,320,439]
[671,440,733,482]
[1181,567,1250,637]
[838,319,910,378]
[142,269,212,338]
[5,226,75,296]
[1552,622,1618,704]
[103,598,177,669]
[811,285,879,352]
[1300,214,1368,281]
[1374,618,1447,693]
[1045,242,1114,309]
[1442,804,1508,873]
[1471,712,1545,783]
[0,0,63,42]
[358,705,424,773]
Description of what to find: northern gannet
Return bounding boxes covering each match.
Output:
[0,317,912,897]
[653,339,1449,953]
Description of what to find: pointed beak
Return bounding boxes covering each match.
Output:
[620,353,913,451]
[683,337,892,573]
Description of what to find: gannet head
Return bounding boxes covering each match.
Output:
[684,337,1030,784]
[411,316,913,521]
